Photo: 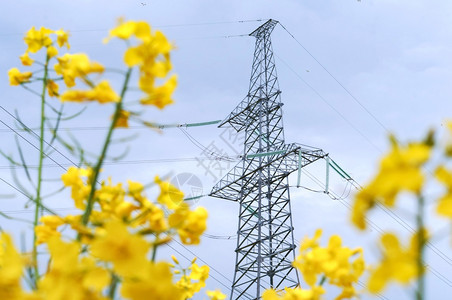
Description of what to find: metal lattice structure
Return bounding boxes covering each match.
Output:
[209,19,327,299]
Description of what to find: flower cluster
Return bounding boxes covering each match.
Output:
[104,19,177,109]
[2,167,210,299]
[171,256,208,298]
[350,131,443,297]
[8,27,69,87]
[262,286,326,300]
[2,19,221,300]
[8,19,177,130]
[264,230,365,300]
[352,137,431,230]
[56,167,208,247]
[368,231,427,293]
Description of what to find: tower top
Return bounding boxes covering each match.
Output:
[249,19,279,38]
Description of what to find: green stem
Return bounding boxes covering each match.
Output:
[151,243,157,262]
[416,194,425,300]
[32,54,50,287]
[319,275,326,286]
[108,274,119,299]
[80,68,132,227]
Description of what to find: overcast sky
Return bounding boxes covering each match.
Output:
[1,1,452,299]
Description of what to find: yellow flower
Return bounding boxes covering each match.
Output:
[177,207,208,245]
[47,80,59,97]
[47,46,58,58]
[437,193,452,217]
[168,203,190,227]
[61,167,91,209]
[207,290,226,300]
[35,226,59,246]
[175,262,210,298]
[435,166,452,217]
[55,29,70,49]
[64,215,95,243]
[121,261,183,300]
[54,53,104,88]
[115,201,138,219]
[60,81,119,104]
[104,20,151,42]
[140,75,177,109]
[171,255,180,265]
[0,233,24,299]
[293,230,364,298]
[96,179,125,209]
[352,139,431,230]
[189,263,209,282]
[367,231,426,293]
[155,175,184,209]
[90,220,149,278]
[24,26,53,53]
[114,109,130,128]
[300,229,322,252]
[19,52,34,66]
[39,236,110,300]
[146,205,169,232]
[35,215,66,245]
[128,180,145,203]
[262,287,325,300]
[8,68,32,85]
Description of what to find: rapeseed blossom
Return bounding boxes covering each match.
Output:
[435,165,452,217]
[54,53,105,88]
[8,68,32,85]
[121,262,183,300]
[368,231,427,293]
[39,237,110,300]
[90,220,149,278]
[352,139,431,229]
[293,230,364,300]
[0,234,26,299]
[19,52,34,66]
[207,289,227,300]
[105,19,176,110]
[23,27,53,53]
[262,286,325,300]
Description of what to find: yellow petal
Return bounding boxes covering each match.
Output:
[19,52,34,66]
[47,46,58,58]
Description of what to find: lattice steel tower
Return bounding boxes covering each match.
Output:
[210,20,326,299]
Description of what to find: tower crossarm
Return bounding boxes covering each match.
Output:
[209,143,326,201]
[218,90,282,132]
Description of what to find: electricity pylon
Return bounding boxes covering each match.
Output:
[210,19,327,300]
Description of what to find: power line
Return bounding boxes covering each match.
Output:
[172,239,233,284]
[356,280,390,300]
[178,128,236,162]
[349,179,452,272]
[0,118,68,170]
[276,25,452,287]
[0,19,264,37]
[275,24,452,286]
[275,54,383,154]
[169,239,254,300]
[296,167,452,289]
[165,242,233,293]
[156,19,263,28]
[0,119,222,133]
[297,168,385,234]
[278,23,390,134]
[0,156,240,170]
[0,177,31,199]
[374,201,452,267]
[0,105,79,168]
